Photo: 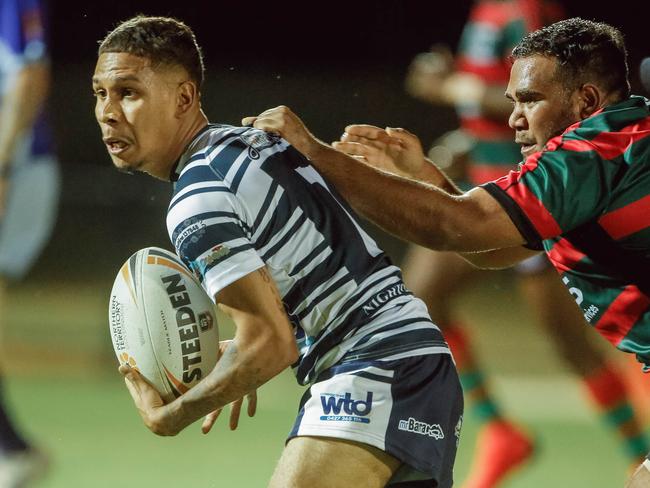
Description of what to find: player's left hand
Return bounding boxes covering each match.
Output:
[119,364,177,436]
[334,125,427,178]
[242,106,320,159]
[200,390,257,434]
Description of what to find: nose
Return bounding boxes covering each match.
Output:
[508,103,527,130]
[96,96,121,125]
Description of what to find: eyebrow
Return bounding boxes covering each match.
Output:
[92,74,142,85]
[505,89,543,101]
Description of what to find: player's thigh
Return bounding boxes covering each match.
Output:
[269,435,400,488]
[625,460,650,488]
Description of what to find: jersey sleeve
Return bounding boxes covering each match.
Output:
[482,136,610,248]
[169,184,265,302]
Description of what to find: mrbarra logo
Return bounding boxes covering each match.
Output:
[398,418,445,439]
[320,392,373,423]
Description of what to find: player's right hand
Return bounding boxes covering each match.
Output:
[201,339,258,434]
[333,126,427,179]
[242,106,320,160]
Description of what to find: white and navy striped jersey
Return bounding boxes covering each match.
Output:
[167,124,450,385]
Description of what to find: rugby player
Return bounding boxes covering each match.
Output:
[94,16,463,488]
[402,3,649,484]
[245,18,650,487]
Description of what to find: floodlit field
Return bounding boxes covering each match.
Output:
[2,277,639,487]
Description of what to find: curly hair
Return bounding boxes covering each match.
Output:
[98,15,204,89]
[512,18,630,100]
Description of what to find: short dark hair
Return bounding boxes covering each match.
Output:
[512,18,630,100]
[98,15,204,89]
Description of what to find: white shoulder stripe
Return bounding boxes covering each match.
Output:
[170,179,229,207]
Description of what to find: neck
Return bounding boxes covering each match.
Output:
[601,91,625,109]
[149,109,209,181]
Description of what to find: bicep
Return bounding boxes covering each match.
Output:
[215,267,294,346]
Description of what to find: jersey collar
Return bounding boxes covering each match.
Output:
[169,123,212,182]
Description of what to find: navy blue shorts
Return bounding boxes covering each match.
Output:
[288,353,463,487]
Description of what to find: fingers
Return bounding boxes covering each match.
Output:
[247,390,257,418]
[229,398,243,431]
[241,116,257,127]
[119,364,164,410]
[385,127,418,145]
[340,128,402,149]
[241,106,297,133]
[332,141,375,158]
[343,124,385,139]
[120,364,144,397]
[201,390,257,435]
[201,408,222,434]
[218,339,233,358]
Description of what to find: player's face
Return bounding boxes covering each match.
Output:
[506,55,582,159]
[93,52,185,179]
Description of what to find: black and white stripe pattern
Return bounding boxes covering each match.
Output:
[167,124,449,385]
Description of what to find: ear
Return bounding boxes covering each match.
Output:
[176,80,198,117]
[576,84,602,119]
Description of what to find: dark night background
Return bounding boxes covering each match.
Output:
[39,1,650,278]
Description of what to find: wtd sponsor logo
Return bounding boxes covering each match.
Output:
[320,391,373,423]
[398,417,445,439]
[361,283,408,315]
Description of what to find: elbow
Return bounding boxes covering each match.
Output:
[253,327,298,375]
[275,333,299,370]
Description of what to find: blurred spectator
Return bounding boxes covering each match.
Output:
[0,0,59,485]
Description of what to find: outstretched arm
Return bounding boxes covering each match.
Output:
[121,266,298,436]
[333,124,461,195]
[332,124,540,268]
[243,106,525,254]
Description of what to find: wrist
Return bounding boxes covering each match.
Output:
[160,399,187,436]
[304,138,329,163]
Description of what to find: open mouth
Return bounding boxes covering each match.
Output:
[104,137,130,155]
[519,143,537,158]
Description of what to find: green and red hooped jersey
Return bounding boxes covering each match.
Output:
[482,96,650,367]
[455,0,563,184]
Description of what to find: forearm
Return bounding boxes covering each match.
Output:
[163,329,294,434]
[0,64,50,165]
[308,142,482,251]
[411,158,462,195]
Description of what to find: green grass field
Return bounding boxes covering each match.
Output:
[2,276,640,487]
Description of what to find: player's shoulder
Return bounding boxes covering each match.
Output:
[558,97,650,156]
[187,124,288,175]
[172,124,291,207]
